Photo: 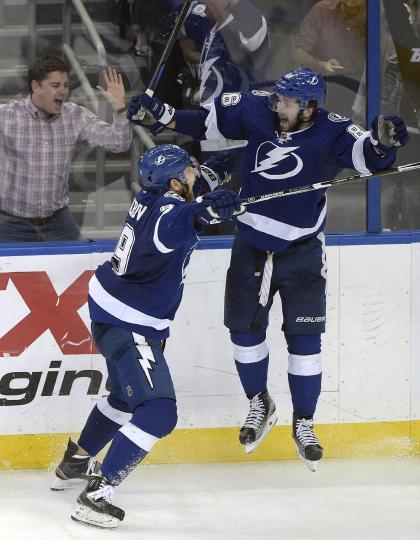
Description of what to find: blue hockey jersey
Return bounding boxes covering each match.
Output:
[88,191,200,341]
[174,91,396,252]
[184,0,273,105]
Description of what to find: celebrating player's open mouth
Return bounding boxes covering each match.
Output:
[278,114,294,131]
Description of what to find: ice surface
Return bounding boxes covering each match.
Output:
[2,457,420,539]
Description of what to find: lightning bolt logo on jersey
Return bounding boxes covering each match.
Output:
[252,143,303,180]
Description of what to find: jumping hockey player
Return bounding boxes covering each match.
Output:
[52,144,241,528]
[128,67,409,472]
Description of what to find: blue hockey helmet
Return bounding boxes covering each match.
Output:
[138,144,192,193]
[268,67,326,111]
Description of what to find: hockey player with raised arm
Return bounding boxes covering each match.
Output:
[51,144,241,528]
[128,67,409,472]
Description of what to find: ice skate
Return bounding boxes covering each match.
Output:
[239,391,278,454]
[292,413,323,472]
[71,473,125,529]
[51,438,101,491]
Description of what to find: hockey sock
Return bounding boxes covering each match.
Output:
[78,395,132,457]
[100,399,177,486]
[235,357,269,398]
[100,430,149,486]
[286,335,322,416]
[131,398,178,438]
[288,371,322,416]
[231,331,269,398]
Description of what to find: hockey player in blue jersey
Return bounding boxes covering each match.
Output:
[128,67,409,471]
[182,0,273,106]
[51,144,241,528]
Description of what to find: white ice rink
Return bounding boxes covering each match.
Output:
[2,457,420,539]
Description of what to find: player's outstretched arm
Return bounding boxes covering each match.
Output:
[127,93,209,138]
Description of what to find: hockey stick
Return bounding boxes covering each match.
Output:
[132,0,193,121]
[240,161,420,206]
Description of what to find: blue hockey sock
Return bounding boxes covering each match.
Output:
[78,395,132,456]
[235,357,269,398]
[100,399,177,486]
[100,430,149,486]
[285,335,322,416]
[231,331,269,398]
[288,372,322,417]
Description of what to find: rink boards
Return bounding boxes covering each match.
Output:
[1,233,420,470]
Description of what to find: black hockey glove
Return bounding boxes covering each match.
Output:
[370,114,409,157]
[194,189,244,222]
[127,92,175,135]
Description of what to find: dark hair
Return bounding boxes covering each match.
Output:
[27,55,70,94]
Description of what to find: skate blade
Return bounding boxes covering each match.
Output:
[244,412,278,454]
[71,504,121,529]
[295,446,318,472]
[51,476,86,491]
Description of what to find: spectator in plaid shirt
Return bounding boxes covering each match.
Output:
[0,55,132,242]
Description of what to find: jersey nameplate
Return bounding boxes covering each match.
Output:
[221,92,242,107]
[128,200,147,221]
[346,124,365,139]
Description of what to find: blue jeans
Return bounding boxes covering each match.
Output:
[0,207,81,242]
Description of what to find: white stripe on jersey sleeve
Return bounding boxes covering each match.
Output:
[352,130,371,174]
[203,102,228,142]
[238,17,268,52]
[237,203,327,242]
[89,275,171,330]
[153,206,175,253]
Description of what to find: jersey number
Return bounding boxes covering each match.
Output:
[221,92,241,107]
[111,223,135,276]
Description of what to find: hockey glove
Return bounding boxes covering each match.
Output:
[370,114,409,157]
[128,92,175,134]
[194,189,244,222]
[200,154,235,191]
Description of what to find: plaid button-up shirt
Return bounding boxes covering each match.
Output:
[0,96,132,218]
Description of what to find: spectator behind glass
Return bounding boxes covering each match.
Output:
[292,0,365,116]
[0,55,132,243]
[293,0,365,77]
